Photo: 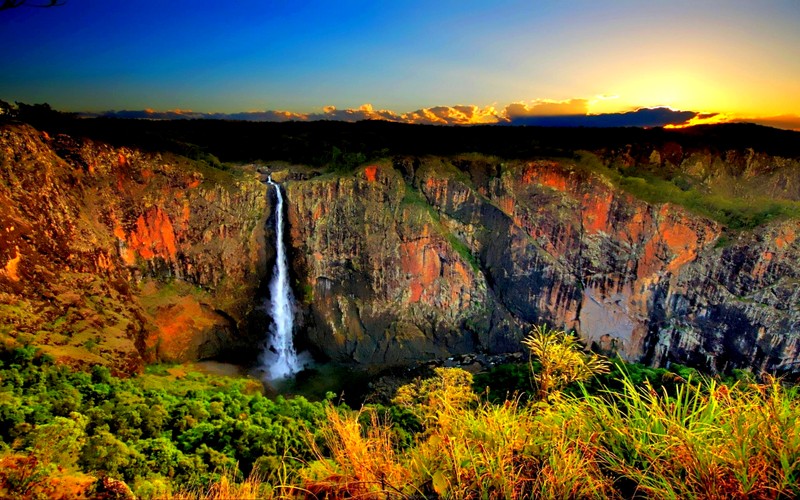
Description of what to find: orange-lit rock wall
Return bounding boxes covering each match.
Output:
[286,164,494,365]
[3,122,799,376]
[0,124,268,373]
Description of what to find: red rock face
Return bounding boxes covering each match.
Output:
[2,124,798,375]
[287,156,799,374]
[364,165,378,182]
[0,124,268,373]
[127,207,178,261]
[400,230,440,303]
[138,293,232,362]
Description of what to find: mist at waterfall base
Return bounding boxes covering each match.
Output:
[258,176,310,381]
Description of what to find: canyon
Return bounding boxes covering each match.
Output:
[1,120,798,377]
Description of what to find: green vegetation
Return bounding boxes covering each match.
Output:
[295,369,799,498]
[327,145,368,174]
[444,231,480,272]
[522,324,610,400]
[400,181,436,213]
[575,151,800,230]
[292,329,799,499]
[0,345,329,498]
[162,152,246,191]
[300,283,314,304]
[1,328,798,498]
[180,143,227,171]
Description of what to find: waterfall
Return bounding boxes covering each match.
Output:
[261,175,301,379]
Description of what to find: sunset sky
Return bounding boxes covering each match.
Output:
[1,0,798,128]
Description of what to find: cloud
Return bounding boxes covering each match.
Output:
[505,99,589,119]
[501,99,701,128]
[663,112,725,128]
[400,104,502,125]
[506,106,699,128]
[94,103,504,125]
[97,109,206,120]
[220,110,307,121]
[306,103,501,125]
[97,108,307,121]
[665,113,800,131]
[89,101,799,131]
[307,104,401,122]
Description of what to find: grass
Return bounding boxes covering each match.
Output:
[136,362,263,394]
[583,374,800,498]
[299,406,413,498]
[40,355,786,499]
[400,181,436,214]
[300,283,314,304]
[445,231,480,272]
[574,151,800,230]
[270,365,798,499]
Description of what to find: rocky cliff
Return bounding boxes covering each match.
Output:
[2,121,799,377]
[0,124,269,374]
[286,153,800,375]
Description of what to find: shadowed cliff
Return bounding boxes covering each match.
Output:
[284,154,800,375]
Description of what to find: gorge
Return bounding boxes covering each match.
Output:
[1,118,799,380]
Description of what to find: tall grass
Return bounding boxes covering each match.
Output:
[287,369,799,499]
[583,375,800,499]
[298,406,412,498]
[294,368,618,498]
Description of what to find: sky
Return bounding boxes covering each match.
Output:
[1,0,799,128]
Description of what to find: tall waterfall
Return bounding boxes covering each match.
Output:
[262,175,301,379]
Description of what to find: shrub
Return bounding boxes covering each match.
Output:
[522,324,610,400]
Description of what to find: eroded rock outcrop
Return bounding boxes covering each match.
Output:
[0,124,268,373]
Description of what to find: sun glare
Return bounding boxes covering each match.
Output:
[615,69,737,116]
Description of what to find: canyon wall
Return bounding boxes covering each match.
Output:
[0,124,269,374]
[286,155,800,374]
[1,122,798,376]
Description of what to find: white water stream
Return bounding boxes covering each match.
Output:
[261,176,302,379]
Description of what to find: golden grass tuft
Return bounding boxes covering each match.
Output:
[299,406,412,498]
[289,368,799,499]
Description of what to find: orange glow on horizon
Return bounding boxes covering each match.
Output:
[107,99,800,131]
[664,113,732,129]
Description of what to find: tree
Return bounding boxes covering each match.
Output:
[393,367,477,431]
[522,324,610,400]
[29,412,88,468]
[0,100,16,118]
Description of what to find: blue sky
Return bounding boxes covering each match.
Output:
[1,0,798,127]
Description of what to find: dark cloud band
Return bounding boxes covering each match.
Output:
[506,107,698,128]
